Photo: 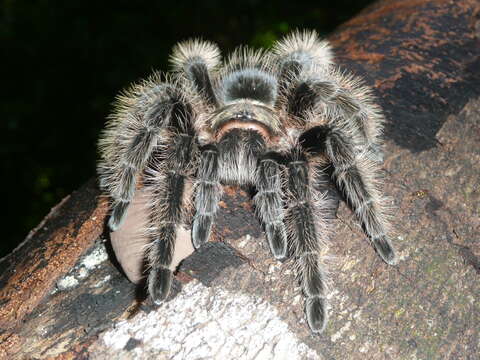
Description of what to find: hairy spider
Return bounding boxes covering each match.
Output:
[97,30,396,333]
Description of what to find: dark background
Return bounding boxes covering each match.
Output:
[1,0,375,257]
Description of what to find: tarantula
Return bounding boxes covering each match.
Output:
[97,30,396,333]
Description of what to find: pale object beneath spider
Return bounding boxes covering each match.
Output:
[110,189,193,284]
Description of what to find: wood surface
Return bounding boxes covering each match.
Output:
[1,0,479,358]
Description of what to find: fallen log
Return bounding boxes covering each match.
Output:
[1,0,479,358]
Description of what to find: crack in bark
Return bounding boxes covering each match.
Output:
[449,229,480,274]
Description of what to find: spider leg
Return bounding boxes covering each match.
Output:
[146,109,198,303]
[285,149,333,333]
[98,87,180,231]
[106,125,157,231]
[273,32,384,157]
[276,47,394,263]
[170,39,220,107]
[192,128,267,248]
[272,30,333,107]
[291,77,383,154]
[167,40,224,250]
[191,144,222,249]
[253,153,288,259]
[325,129,396,264]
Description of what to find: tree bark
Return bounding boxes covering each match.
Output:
[1,0,479,358]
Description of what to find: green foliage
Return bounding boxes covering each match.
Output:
[250,22,290,48]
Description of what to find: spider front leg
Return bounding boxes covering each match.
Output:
[104,120,162,231]
[325,129,396,264]
[146,130,198,303]
[98,86,184,231]
[285,149,333,333]
[253,153,288,259]
[192,144,222,249]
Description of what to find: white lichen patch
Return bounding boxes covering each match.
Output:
[359,342,370,353]
[353,309,363,320]
[237,234,251,248]
[53,243,109,293]
[341,257,358,271]
[56,275,79,290]
[292,294,302,306]
[395,247,410,262]
[331,320,352,343]
[81,245,109,269]
[94,275,112,288]
[77,267,89,279]
[99,281,320,360]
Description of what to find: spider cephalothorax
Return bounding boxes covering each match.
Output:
[98,30,396,333]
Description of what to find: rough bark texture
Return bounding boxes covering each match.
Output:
[1,0,479,359]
